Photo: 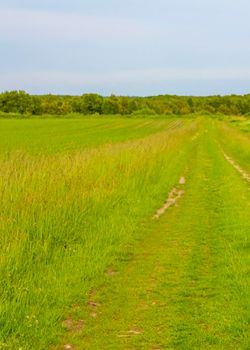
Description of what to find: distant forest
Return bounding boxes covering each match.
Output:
[0,91,250,116]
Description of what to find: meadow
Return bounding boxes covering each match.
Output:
[0,117,249,350]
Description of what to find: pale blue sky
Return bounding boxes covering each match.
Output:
[0,0,250,96]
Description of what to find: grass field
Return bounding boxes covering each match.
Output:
[0,117,249,350]
[0,118,176,154]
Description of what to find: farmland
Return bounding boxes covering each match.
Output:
[0,117,249,350]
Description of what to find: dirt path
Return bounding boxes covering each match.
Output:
[153,176,186,219]
[59,123,249,350]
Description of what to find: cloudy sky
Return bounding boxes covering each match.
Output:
[0,0,250,96]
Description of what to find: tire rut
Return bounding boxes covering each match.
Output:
[223,151,250,182]
[153,176,186,219]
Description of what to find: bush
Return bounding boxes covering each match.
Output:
[131,108,157,117]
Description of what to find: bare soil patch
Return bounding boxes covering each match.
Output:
[153,177,186,219]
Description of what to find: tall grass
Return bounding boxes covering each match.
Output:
[0,119,198,349]
[217,120,250,172]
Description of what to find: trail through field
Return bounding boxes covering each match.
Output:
[1,118,249,350]
[59,122,249,349]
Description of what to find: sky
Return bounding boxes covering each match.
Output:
[0,0,250,96]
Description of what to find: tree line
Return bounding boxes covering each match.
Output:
[0,91,250,116]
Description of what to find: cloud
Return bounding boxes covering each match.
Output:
[0,8,151,43]
[0,2,249,95]
[1,5,249,51]
[1,68,250,89]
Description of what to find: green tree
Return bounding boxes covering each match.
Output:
[81,93,104,114]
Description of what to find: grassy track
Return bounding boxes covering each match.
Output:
[0,118,249,349]
[58,120,249,350]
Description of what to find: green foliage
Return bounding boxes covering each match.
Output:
[102,94,120,114]
[131,107,157,117]
[80,93,104,114]
[0,91,249,117]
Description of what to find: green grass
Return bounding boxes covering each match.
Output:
[0,118,178,154]
[56,119,249,350]
[228,117,250,134]
[0,117,249,350]
[0,117,196,349]
[217,119,250,173]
